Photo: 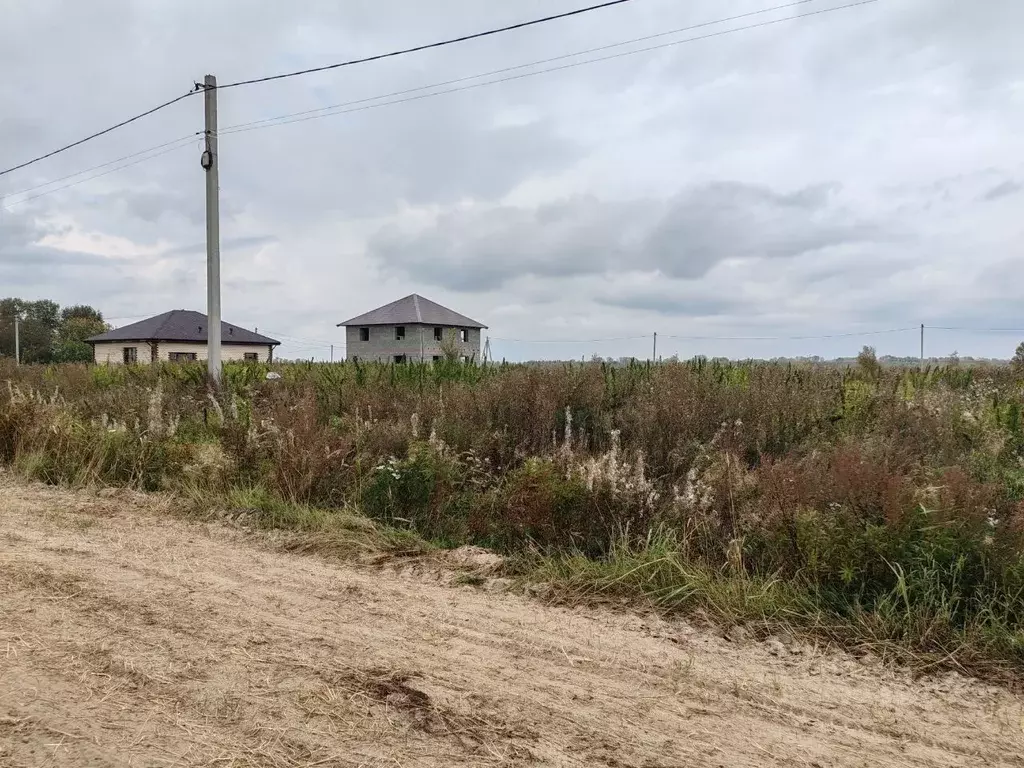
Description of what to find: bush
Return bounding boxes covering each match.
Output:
[471,458,593,553]
[359,442,474,545]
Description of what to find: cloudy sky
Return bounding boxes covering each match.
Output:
[2,0,1022,361]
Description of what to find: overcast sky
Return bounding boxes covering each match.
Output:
[2,0,1022,361]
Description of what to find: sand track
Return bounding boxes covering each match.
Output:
[1,475,1022,767]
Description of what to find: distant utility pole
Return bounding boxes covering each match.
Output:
[14,314,20,366]
[330,344,334,363]
[652,331,657,363]
[201,74,222,385]
[920,324,925,370]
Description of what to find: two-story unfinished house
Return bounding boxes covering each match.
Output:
[338,294,486,363]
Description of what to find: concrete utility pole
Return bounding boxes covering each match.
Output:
[920,323,925,370]
[201,74,222,384]
[652,331,657,363]
[14,314,20,366]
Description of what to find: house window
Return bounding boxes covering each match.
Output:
[243,352,259,361]
[460,329,469,343]
[123,347,137,364]
[434,327,443,341]
[432,355,441,362]
[395,326,406,341]
[169,352,197,362]
[359,327,370,342]
[394,354,407,364]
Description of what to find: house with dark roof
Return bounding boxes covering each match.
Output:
[87,310,279,365]
[337,294,486,363]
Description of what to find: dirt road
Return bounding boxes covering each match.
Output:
[1,474,1022,767]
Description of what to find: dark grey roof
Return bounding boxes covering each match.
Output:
[337,294,487,329]
[87,310,279,345]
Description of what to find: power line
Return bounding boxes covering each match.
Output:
[491,335,650,343]
[2,0,869,194]
[217,0,878,138]
[0,92,196,179]
[262,330,340,346]
[2,135,197,202]
[1,141,193,210]
[492,327,915,344]
[0,1,638,178]
[926,326,1024,334]
[661,327,917,341]
[218,0,641,90]
[218,0,823,135]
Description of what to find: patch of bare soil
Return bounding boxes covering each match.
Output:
[1,473,1022,767]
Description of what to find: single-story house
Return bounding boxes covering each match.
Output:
[337,294,486,363]
[87,309,279,364]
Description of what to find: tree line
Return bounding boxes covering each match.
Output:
[0,298,108,364]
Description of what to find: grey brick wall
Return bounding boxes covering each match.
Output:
[345,324,481,362]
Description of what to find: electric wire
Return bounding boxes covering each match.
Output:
[660,326,918,341]
[4,1,873,196]
[217,0,640,90]
[925,326,1024,334]
[217,0,824,134]
[2,135,197,203]
[0,92,197,178]
[218,0,878,138]
[0,0,640,177]
[1,141,193,210]
[492,326,915,344]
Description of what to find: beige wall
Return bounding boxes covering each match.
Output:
[92,341,273,364]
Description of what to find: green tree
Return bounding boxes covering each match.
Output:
[53,305,108,363]
[856,345,881,378]
[1012,342,1024,373]
[0,298,60,364]
[0,299,107,364]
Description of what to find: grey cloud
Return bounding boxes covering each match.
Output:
[644,182,881,279]
[596,291,740,318]
[982,180,1022,202]
[160,235,279,258]
[369,195,646,291]
[0,212,112,269]
[369,181,885,291]
[0,248,113,268]
[228,105,579,223]
[225,276,284,291]
[119,190,205,226]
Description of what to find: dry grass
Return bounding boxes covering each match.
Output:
[2,358,1024,677]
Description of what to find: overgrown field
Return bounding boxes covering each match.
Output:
[2,357,1023,677]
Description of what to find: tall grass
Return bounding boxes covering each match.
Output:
[2,357,1022,675]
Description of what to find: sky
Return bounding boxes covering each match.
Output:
[1,0,1022,362]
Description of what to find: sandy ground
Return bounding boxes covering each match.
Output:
[1,475,1023,767]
